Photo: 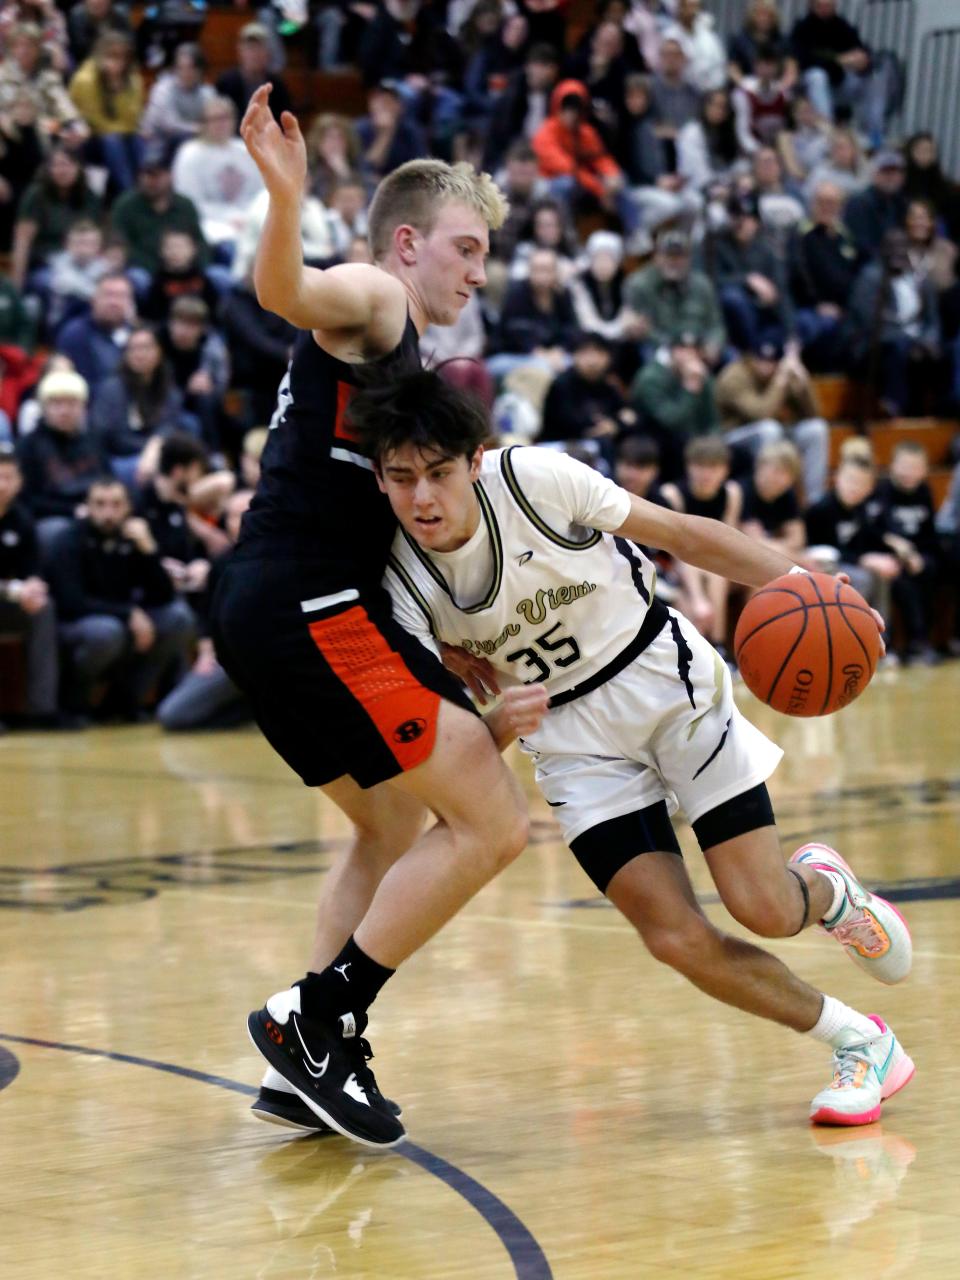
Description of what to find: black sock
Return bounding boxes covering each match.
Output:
[297,936,395,1024]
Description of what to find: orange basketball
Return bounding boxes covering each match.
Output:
[733,572,881,716]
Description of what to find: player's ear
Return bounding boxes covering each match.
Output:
[468,446,484,482]
[394,223,418,266]
[374,462,387,494]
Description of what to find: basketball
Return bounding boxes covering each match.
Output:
[734,572,881,717]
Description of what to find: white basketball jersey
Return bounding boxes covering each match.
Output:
[384,447,662,699]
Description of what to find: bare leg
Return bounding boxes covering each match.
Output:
[344,698,528,968]
[309,779,426,971]
[703,825,834,937]
[607,851,824,1031]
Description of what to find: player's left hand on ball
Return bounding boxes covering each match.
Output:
[834,571,887,655]
[499,685,550,736]
[440,643,501,706]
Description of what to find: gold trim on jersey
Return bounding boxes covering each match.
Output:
[386,554,438,637]
[500,448,602,550]
[400,480,504,613]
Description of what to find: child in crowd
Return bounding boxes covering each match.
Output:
[141,228,219,323]
[47,218,110,333]
[739,439,806,557]
[661,436,742,662]
[876,440,940,664]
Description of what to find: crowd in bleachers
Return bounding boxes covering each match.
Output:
[1,0,959,731]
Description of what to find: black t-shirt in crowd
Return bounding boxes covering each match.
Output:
[740,477,800,535]
[804,492,887,559]
[0,502,39,581]
[135,485,207,564]
[874,477,938,558]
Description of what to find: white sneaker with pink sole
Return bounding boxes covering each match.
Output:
[810,1015,915,1126]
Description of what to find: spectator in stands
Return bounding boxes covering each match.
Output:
[624,229,726,365]
[570,230,639,362]
[483,42,560,172]
[220,270,294,424]
[847,228,941,418]
[357,0,462,91]
[488,142,548,265]
[488,246,579,382]
[903,131,960,246]
[728,1,797,87]
[157,296,229,453]
[306,113,361,204]
[789,0,887,145]
[355,80,427,187]
[739,438,805,556]
[565,18,634,128]
[90,323,193,484]
[875,440,940,664]
[172,95,263,249]
[707,191,792,351]
[68,30,143,192]
[0,444,59,725]
[462,2,528,127]
[16,368,102,528]
[935,459,960,655]
[140,42,215,157]
[624,0,667,71]
[56,271,134,392]
[538,333,629,462]
[649,37,700,143]
[616,72,701,240]
[845,150,908,259]
[571,0,645,74]
[660,434,741,659]
[0,91,45,252]
[776,93,831,184]
[322,175,369,260]
[531,79,623,212]
[0,1,69,71]
[66,0,133,67]
[676,87,744,204]
[614,434,664,503]
[750,144,805,245]
[514,0,566,52]
[508,196,579,283]
[663,0,726,93]
[232,183,337,284]
[904,198,958,301]
[141,227,218,324]
[135,431,213,609]
[802,125,869,206]
[47,217,110,333]
[157,487,253,731]
[109,144,207,278]
[216,22,292,127]
[715,338,828,501]
[10,145,102,290]
[804,441,900,623]
[0,22,87,145]
[630,332,718,480]
[788,180,860,371]
[731,44,791,155]
[49,474,194,718]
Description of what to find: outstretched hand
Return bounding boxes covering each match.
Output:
[240,84,306,199]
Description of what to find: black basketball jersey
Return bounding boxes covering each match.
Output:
[235,315,421,587]
[677,478,730,522]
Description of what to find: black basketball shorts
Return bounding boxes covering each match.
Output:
[211,557,475,789]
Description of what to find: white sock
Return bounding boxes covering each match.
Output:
[262,1065,296,1093]
[818,870,848,926]
[808,995,879,1048]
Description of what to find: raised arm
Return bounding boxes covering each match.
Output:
[240,85,406,342]
[615,493,797,588]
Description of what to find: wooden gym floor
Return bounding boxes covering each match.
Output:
[1,663,959,1279]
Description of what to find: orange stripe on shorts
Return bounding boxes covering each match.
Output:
[307,605,439,772]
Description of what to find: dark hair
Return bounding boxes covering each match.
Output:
[617,435,659,468]
[527,42,560,66]
[87,475,129,498]
[347,366,490,463]
[121,324,175,426]
[40,146,89,207]
[158,432,208,476]
[700,89,740,168]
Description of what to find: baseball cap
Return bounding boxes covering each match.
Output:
[658,230,690,255]
[728,192,760,219]
[752,338,784,361]
[239,21,270,41]
[140,142,169,172]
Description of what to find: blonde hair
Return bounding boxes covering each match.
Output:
[367,160,509,262]
[243,426,269,460]
[839,437,874,468]
[757,440,801,480]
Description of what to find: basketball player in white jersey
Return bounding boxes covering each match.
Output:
[349,369,915,1128]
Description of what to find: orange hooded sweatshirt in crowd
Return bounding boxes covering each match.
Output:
[531,79,622,200]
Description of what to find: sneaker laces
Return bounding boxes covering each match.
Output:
[831,906,889,957]
[347,1035,385,1103]
[831,1043,873,1090]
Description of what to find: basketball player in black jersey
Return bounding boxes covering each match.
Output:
[211,87,537,1148]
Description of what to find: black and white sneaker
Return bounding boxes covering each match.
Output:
[247,987,405,1149]
[251,1065,402,1132]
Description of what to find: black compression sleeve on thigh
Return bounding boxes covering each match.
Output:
[691,782,775,852]
[569,802,681,894]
